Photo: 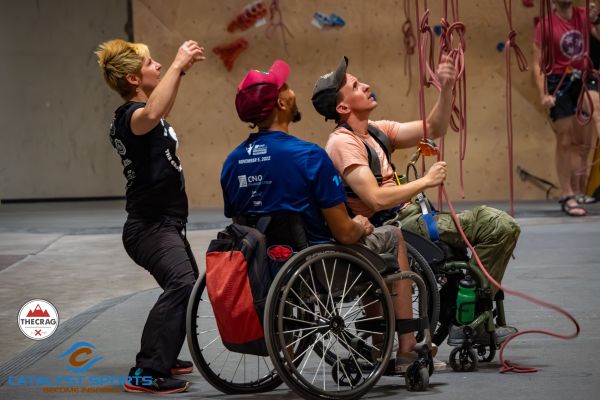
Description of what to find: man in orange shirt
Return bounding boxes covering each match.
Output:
[312,56,521,347]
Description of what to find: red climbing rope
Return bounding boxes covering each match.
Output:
[575,0,595,126]
[416,0,467,201]
[440,0,467,199]
[266,0,294,54]
[403,0,417,95]
[503,0,529,217]
[415,0,433,141]
[413,0,581,374]
[441,186,580,374]
[539,0,554,76]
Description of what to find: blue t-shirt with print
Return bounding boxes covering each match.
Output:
[221,130,346,244]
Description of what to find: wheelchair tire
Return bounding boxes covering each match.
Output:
[405,243,440,341]
[264,244,395,400]
[309,243,440,374]
[449,346,478,372]
[186,273,282,394]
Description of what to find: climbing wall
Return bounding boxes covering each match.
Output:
[132,0,566,207]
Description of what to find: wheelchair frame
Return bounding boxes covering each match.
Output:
[401,228,509,372]
[186,241,438,400]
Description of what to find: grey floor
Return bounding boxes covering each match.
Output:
[0,200,599,399]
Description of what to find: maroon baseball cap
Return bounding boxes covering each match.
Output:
[235,60,290,124]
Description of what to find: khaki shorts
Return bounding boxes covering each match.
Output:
[359,225,399,257]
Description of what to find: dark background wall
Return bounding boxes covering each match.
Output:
[0,0,128,200]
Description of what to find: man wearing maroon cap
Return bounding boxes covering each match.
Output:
[220,60,434,370]
[222,59,371,244]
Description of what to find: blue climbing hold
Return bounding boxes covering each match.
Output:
[433,24,442,36]
[496,42,506,52]
[313,12,346,28]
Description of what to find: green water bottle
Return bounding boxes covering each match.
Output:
[455,275,476,324]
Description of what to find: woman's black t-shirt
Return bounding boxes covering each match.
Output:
[110,101,188,220]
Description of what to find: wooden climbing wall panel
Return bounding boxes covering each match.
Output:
[133,0,568,207]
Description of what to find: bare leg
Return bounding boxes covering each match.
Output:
[572,122,593,193]
[392,228,416,354]
[588,90,600,142]
[552,116,585,215]
[577,91,599,192]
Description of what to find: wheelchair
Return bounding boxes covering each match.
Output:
[186,214,440,399]
[398,221,510,372]
[385,139,512,372]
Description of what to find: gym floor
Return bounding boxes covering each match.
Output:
[0,200,598,399]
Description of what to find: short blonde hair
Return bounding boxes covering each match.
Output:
[95,39,150,99]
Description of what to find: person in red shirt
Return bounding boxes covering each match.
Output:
[533,0,600,216]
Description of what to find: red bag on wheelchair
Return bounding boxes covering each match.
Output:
[205,223,277,356]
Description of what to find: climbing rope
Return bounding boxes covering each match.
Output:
[403,0,417,95]
[413,0,581,374]
[266,0,294,54]
[503,0,528,216]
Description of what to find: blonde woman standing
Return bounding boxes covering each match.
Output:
[95,39,204,394]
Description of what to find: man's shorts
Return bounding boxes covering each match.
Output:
[359,225,398,258]
[547,73,598,121]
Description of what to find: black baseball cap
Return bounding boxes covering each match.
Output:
[311,56,348,120]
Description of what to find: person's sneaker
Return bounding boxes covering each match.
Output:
[395,352,447,373]
[493,326,518,344]
[447,324,518,346]
[123,367,190,394]
[170,359,193,375]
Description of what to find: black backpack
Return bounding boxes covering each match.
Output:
[205,223,272,356]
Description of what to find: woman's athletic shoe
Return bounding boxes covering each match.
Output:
[123,367,190,394]
[170,359,193,375]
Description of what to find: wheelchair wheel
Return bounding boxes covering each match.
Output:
[405,361,430,391]
[264,245,395,400]
[405,243,440,342]
[449,346,478,372]
[186,273,282,394]
[476,341,496,362]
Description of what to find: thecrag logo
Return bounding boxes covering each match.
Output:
[59,342,103,373]
[18,299,59,340]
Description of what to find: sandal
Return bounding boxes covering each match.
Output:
[560,195,587,217]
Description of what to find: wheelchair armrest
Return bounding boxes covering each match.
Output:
[401,228,446,266]
[378,253,399,275]
[346,245,398,275]
[433,239,469,262]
